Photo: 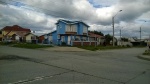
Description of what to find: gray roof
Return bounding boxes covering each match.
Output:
[56,19,90,27]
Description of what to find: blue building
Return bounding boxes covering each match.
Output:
[50,19,90,46]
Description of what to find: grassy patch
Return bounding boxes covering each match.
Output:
[77,46,98,51]
[133,45,147,48]
[0,42,53,49]
[0,42,15,45]
[12,43,53,49]
[77,45,131,51]
[143,50,150,56]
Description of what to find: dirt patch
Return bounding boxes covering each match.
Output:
[0,55,41,62]
[41,47,90,52]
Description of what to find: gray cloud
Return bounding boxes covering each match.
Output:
[115,0,150,22]
[0,0,150,38]
[0,2,55,33]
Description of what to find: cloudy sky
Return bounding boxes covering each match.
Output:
[0,0,150,39]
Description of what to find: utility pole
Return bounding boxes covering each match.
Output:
[112,10,122,46]
[120,29,122,46]
[139,21,146,41]
[95,35,96,47]
[140,27,141,41]
[120,29,121,39]
[112,17,115,46]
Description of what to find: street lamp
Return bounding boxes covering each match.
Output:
[139,21,146,41]
[112,10,122,46]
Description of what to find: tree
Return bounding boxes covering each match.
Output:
[121,37,128,42]
[105,34,113,45]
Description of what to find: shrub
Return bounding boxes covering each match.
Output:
[143,50,150,56]
[126,44,131,47]
[61,42,66,46]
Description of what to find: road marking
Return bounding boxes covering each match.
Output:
[8,71,70,84]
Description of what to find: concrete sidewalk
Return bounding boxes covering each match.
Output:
[138,55,150,61]
[41,46,89,52]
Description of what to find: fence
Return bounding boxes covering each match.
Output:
[72,41,98,46]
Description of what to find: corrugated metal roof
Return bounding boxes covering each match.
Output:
[56,19,90,27]
[2,25,31,32]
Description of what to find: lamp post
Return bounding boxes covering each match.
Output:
[139,21,146,41]
[112,10,122,46]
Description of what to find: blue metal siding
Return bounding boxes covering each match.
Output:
[77,24,80,34]
[78,23,88,35]
[52,31,57,45]
[57,22,66,34]
[87,27,89,35]
[65,35,68,45]
[78,23,83,35]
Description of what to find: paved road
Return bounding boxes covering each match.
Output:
[0,46,150,84]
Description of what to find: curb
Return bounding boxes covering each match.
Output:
[137,55,150,61]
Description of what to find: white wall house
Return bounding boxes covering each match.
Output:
[25,33,37,43]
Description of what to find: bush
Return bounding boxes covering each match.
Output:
[0,41,15,45]
[143,50,150,56]
[61,42,66,46]
[126,44,131,47]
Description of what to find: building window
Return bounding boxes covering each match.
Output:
[75,36,80,41]
[66,25,77,32]
[82,37,87,41]
[83,26,87,33]
[31,36,36,40]
[57,35,60,39]
[61,36,65,42]
[71,25,76,32]
[49,36,52,41]
[59,25,62,28]
[66,25,70,31]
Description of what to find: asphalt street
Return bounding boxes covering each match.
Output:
[0,46,150,84]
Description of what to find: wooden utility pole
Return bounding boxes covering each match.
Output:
[140,27,141,41]
[120,29,122,46]
[112,17,115,46]
[120,29,121,39]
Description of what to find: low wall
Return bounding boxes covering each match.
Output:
[72,41,97,46]
[118,42,133,46]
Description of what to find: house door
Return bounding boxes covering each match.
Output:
[61,36,65,42]
[68,36,71,45]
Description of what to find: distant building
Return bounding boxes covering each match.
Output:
[24,33,38,43]
[44,19,104,46]
[88,32,104,45]
[46,19,89,46]
[0,25,31,42]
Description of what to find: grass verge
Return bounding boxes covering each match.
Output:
[77,45,131,51]
[137,49,150,61]
[0,42,14,45]
[137,56,150,61]
[12,43,53,49]
[0,42,53,49]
